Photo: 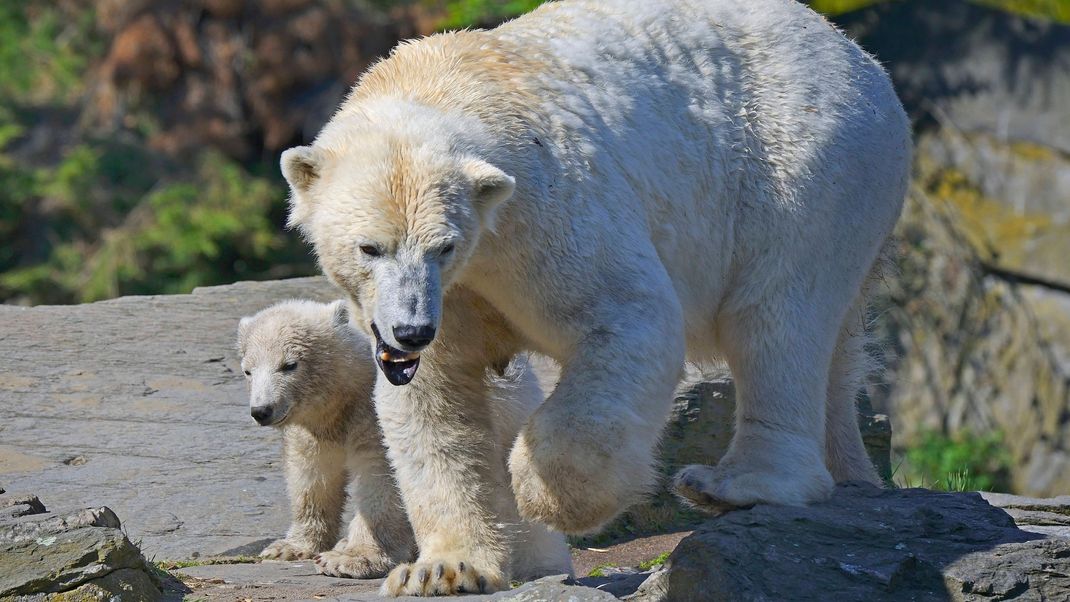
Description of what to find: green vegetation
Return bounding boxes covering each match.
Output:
[895,431,1012,492]
[154,556,260,571]
[587,562,617,578]
[638,551,672,571]
[430,0,1070,29]
[0,139,315,304]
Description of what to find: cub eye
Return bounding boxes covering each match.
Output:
[359,245,382,257]
[243,370,251,376]
[439,244,455,257]
[280,361,298,372]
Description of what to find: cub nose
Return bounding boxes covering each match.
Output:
[392,324,436,349]
[251,406,273,425]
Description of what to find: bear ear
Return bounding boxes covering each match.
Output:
[281,146,322,228]
[463,159,515,228]
[237,316,253,352]
[327,299,350,330]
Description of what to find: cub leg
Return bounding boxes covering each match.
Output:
[315,448,417,578]
[261,428,347,559]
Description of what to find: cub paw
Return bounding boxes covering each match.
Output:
[260,538,314,561]
[673,462,834,514]
[379,559,503,597]
[314,548,394,579]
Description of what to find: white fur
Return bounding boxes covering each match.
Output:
[237,301,570,582]
[283,0,911,595]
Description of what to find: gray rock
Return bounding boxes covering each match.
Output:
[980,492,1070,540]
[0,506,121,544]
[0,525,155,598]
[0,493,46,519]
[646,482,1070,602]
[492,575,617,601]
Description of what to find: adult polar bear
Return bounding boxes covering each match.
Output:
[282,0,911,595]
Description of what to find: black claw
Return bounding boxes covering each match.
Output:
[434,563,445,580]
[398,566,411,586]
[478,575,488,593]
[417,567,431,585]
[458,562,466,573]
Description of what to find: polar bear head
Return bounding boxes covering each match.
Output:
[280,103,515,385]
[237,299,370,426]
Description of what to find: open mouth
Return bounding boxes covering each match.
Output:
[371,324,421,386]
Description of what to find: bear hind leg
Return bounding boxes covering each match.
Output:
[674,299,836,512]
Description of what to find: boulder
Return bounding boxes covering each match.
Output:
[636,483,1070,601]
[0,506,161,599]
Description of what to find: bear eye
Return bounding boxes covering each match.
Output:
[280,361,298,372]
[243,369,251,377]
[359,245,382,257]
[439,244,455,257]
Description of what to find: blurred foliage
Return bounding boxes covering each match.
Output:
[975,0,1070,21]
[0,148,313,303]
[0,1,100,103]
[897,431,1012,492]
[0,2,315,305]
[429,0,1070,29]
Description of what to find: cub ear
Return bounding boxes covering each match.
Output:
[237,316,253,353]
[281,146,322,228]
[327,300,350,330]
[463,159,515,228]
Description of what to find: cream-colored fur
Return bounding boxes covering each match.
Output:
[237,300,571,584]
[282,0,911,595]
[238,300,415,577]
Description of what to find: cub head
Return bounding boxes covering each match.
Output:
[280,109,515,386]
[237,300,362,427]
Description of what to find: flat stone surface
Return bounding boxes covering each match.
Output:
[177,565,617,601]
[0,277,340,560]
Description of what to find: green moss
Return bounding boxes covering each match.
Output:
[924,167,1052,266]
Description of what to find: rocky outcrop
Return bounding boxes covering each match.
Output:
[0,492,165,600]
[633,483,1070,602]
[833,0,1070,496]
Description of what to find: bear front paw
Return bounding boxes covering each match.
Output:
[509,426,646,534]
[260,538,314,561]
[379,559,504,597]
[314,548,394,579]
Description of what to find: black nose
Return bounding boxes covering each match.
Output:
[392,324,436,349]
[251,406,273,425]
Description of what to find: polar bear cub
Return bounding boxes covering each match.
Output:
[237,299,571,581]
[238,299,413,578]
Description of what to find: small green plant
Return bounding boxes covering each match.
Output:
[587,562,617,578]
[638,551,672,571]
[896,430,1012,492]
[155,556,260,571]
